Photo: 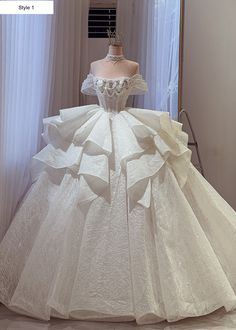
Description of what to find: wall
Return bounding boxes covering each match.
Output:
[182,0,236,209]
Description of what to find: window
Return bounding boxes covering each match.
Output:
[88,7,116,38]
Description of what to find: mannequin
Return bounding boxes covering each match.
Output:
[90,31,139,79]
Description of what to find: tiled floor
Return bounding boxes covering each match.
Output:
[1,305,236,330]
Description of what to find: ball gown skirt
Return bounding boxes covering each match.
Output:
[0,73,236,325]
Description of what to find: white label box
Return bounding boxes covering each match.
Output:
[0,1,54,14]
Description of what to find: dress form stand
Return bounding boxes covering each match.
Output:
[178,108,205,177]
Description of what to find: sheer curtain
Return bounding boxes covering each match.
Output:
[117,0,180,119]
[0,15,54,241]
[48,0,90,117]
[0,0,89,240]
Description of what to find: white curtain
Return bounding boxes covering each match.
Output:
[0,15,54,241]
[0,0,89,240]
[48,0,90,117]
[117,0,180,119]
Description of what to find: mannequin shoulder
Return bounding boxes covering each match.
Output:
[90,60,104,74]
[123,60,140,75]
[90,58,140,75]
[125,60,139,67]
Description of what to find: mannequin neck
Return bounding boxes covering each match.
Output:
[108,45,124,56]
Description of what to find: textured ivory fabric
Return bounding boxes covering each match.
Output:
[1,74,236,325]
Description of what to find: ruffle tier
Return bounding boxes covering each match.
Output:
[1,104,236,324]
[31,104,192,209]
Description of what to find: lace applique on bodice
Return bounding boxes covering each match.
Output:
[81,73,148,113]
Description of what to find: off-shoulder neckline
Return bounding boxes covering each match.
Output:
[89,73,143,81]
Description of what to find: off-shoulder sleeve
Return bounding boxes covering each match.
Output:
[129,74,148,95]
[81,73,96,95]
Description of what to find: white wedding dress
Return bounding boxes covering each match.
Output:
[1,72,236,325]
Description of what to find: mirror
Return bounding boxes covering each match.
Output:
[180,0,236,209]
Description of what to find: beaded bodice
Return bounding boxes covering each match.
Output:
[81,73,148,113]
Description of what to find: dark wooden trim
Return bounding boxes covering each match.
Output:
[90,0,117,9]
[178,0,185,114]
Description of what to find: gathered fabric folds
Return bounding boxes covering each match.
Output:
[1,103,236,325]
[31,105,192,209]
